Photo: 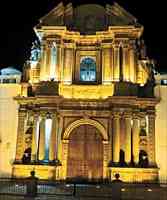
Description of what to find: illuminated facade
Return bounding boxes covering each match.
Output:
[0,2,165,182]
[155,74,167,183]
[0,67,21,177]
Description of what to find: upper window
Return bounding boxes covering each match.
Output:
[161,79,167,85]
[80,57,96,82]
[2,78,16,83]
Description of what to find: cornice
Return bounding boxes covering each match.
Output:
[14,95,160,108]
[35,25,142,42]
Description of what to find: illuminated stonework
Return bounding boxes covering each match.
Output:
[10,2,161,183]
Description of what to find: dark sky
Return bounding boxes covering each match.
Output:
[0,0,166,72]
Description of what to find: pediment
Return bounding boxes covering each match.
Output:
[37,2,140,33]
[106,2,138,26]
[39,2,68,26]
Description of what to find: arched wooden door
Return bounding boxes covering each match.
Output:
[67,125,103,180]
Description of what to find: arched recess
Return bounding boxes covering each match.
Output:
[63,118,108,141]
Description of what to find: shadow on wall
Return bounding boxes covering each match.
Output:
[22,148,31,164]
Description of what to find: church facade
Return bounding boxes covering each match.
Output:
[1,2,165,183]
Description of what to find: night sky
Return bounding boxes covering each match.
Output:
[0,0,166,72]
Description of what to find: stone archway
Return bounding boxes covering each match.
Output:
[63,118,108,141]
[67,124,103,181]
[61,119,108,181]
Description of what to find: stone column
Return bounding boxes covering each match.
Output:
[103,141,109,179]
[56,42,61,81]
[112,113,120,164]
[57,115,63,161]
[62,140,69,179]
[63,46,74,84]
[147,112,156,166]
[102,46,112,84]
[50,42,57,80]
[109,116,113,163]
[45,41,52,80]
[38,113,46,161]
[15,109,27,162]
[111,47,114,81]
[129,40,136,82]
[122,43,130,81]
[49,112,57,161]
[113,43,120,81]
[124,113,132,164]
[132,114,140,165]
[31,113,39,162]
[40,40,47,81]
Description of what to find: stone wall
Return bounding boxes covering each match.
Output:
[155,85,167,183]
[0,84,21,177]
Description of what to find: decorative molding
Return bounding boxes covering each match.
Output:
[63,118,108,141]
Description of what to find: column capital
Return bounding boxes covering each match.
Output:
[113,40,121,48]
[33,111,39,118]
[129,39,136,49]
[40,112,47,119]
[147,111,156,119]
[132,113,140,120]
[51,112,57,118]
[123,112,132,119]
[102,140,109,145]
[46,39,54,48]
[41,39,47,47]
[112,112,121,119]
[18,109,27,117]
[121,41,129,49]
[62,139,69,144]
[113,44,120,49]
[57,113,63,120]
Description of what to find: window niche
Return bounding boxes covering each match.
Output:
[80,57,96,82]
[73,50,101,84]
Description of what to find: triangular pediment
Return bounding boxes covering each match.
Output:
[106,2,138,26]
[37,1,140,33]
[39,2,71,26]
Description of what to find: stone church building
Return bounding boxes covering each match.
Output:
[0,2,166,183]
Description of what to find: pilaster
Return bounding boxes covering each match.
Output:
[15,109,27,162]
[63,44,74,84]
[113,42,120,81]
[103,141,109,179]
[57,114,63,161]
[122,42,130,81]
[112,112,121,164]
[39,113,46,161]
[49,112,57,162]
[102,46,112,84]
[132,113,140,165]
[45,40,52,80]
[61,140,69,179]
[40,39,47,81]
[124,112,132,164]
[31,113,39,162]
[147,111,156,167]
[129,40,136,83]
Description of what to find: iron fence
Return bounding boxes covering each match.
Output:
[0,178,167,199]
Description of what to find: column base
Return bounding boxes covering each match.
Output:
[49,159,62,166]
[108,161,133,167]
[12,164,62,180]
[109,161,158,168]
[13,160,22,164]
[108,167,159,183]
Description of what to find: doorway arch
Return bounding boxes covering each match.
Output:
[62,118,108,181]
[67,124,103,181]
[63,118,108,141]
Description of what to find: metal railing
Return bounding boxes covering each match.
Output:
[0,178,167,199]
